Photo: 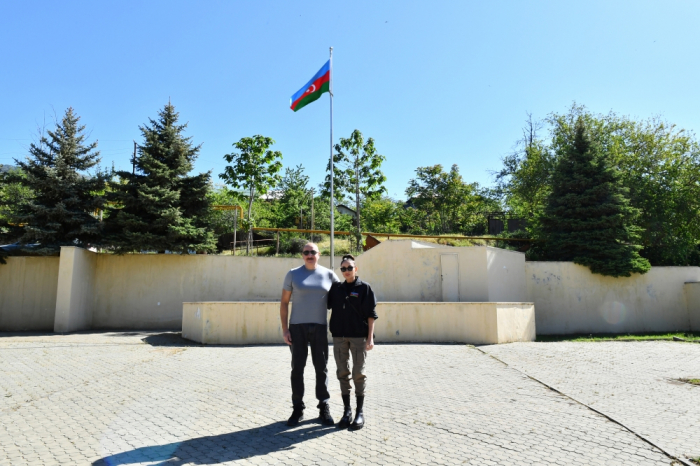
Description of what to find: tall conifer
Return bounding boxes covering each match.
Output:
[106,103,215,253]
[9,108,106,255]
[540,118,650,276]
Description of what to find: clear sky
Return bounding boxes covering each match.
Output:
[2,1,699,200]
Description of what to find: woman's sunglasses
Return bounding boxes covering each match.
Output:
[340,266,355,272]
[302,250,318,256]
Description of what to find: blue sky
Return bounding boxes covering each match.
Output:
[2,1,699,200]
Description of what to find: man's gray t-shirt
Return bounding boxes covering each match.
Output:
[283,265,340,325]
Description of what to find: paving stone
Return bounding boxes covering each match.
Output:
[0,332,686,465]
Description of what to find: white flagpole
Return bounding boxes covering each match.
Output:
[329,46,335,271]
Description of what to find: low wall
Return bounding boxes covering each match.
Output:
[0,256,59,331]
[526,262,700,334]
[90,253,342,330]
[182,301,536,345]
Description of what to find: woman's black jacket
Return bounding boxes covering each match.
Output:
[327,277,378,338]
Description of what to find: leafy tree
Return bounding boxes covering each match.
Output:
[5,108,107,256]
[539,118,650,277]
[322,129,386,250]
[106,103,215,254]
[277,164,313,230]
[406,164,495,235]
[219,135,283,254]
[494,114,556,219]
[361,196,402,234]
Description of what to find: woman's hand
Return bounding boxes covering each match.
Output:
[366,338,374,351]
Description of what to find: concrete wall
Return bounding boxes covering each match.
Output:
[91,253,343,329]
[685,282,700,332]
[526,262,700,334]
[54,247,97,332]
[357,240,526,303]
[182,301,536,345]
[0,256,59,331]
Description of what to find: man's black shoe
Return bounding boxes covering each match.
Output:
[287,407,304,426]
[350,396,364,430]
[338,394,352,429]
[319,403,335,426]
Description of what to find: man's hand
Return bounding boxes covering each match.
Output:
[366,338,374,351]
[283,329,292,345]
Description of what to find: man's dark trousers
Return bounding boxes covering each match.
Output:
[289,323,330,409]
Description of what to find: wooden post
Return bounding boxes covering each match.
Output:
[276,231,280,256]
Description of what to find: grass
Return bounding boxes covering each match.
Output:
[690,457,700,465]
[680,378,700,386]
[537,332,700,343]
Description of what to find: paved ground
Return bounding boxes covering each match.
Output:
[0,332,697,466]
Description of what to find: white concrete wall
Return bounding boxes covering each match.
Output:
[91,254,343,329]
[487,248,527,302]
[0,256,59,331]
[357,240,525,303]
[182,301,536,345]
[54,247,97,333]
[526,262,700,334]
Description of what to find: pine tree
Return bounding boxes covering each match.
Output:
[540,118,650,277]
[106,103,215,254]
[8,108,107,255]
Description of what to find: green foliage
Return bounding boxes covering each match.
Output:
[494,114,556,219]
[276,164,313,229]
[105,103,216,254]
[219,135,283,254]
[539,118,650,277]
[361,197,402,234]
[322,129,387,249]
[500,104,700,266]
[0,166,33,246]
[6,108,108,256]
[406,164,498,235]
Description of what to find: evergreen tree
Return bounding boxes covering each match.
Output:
[7,108,107,256]
[106,103,215,254]
[539,118,650,277]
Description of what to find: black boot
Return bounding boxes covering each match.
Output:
[319,402,335,426]
[338,395,352,429]
[350,396,364,430]
[287,406,304,426]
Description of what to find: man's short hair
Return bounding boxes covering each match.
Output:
[303,242,319,252]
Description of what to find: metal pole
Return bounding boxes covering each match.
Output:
[329,46,335,271]
[311,189,315,241]
[233,212,237,256]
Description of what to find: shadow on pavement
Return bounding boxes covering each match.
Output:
[93,420,335,465]
[140,332,203,347]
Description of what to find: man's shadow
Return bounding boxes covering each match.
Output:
[93,420,335,465]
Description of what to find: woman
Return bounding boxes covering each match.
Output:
[328,254,378,430]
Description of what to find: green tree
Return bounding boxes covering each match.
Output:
[106,103,215,254]
[494,114,555,219]
[277,164,313,230]
[0,166,34,263]
[361,196,402,234]
[219,135,283,254]
[406,164,494,235]
[323,129,386,250]
[539,118,650,277]
[6,108,107,256]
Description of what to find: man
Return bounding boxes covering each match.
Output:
[280,242,340,426]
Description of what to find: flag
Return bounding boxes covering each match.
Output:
[290,60,330,112]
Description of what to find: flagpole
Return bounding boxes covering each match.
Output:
[329,46,335,271]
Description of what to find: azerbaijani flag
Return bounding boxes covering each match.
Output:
[290,60,331,112]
